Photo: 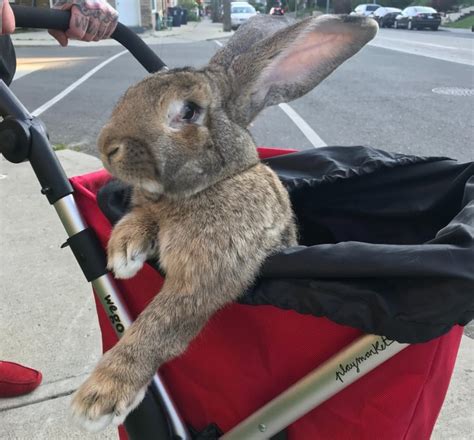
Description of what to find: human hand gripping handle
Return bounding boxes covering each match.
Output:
[48,0,118,47]
[0,0,15,34]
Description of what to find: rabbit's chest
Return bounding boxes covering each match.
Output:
[157,198,242,244]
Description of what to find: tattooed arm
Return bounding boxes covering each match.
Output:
[49,0,118,47]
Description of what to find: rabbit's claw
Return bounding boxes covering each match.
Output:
[107,244,148,279]
[71,369,146,432]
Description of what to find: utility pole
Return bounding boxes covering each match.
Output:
[212,0,219,22]
[223,0,231,32]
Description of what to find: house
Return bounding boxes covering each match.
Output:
[11,0,176,30]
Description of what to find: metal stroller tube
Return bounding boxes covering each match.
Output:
[0,81,31,120]
[222,335,408,439]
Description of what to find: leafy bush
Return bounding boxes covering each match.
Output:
[430,0,459,11]
[187,11,201,21]
[248,0,266,13]
[409,0,431,6]
[455,0,474,7]
[178,0,199,11]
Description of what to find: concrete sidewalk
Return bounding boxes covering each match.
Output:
[1,149,473,439]
[0,151,117,439]
[11,17,232,47]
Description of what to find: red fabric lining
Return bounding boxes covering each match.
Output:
[403,328,462,440]
[402,336,441,440]
[69,147,462,439]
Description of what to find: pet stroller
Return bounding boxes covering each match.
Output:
[2,6,473,440]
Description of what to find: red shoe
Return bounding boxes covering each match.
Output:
[0,361,43,398]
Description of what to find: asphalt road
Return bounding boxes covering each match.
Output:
[11,27,474,162]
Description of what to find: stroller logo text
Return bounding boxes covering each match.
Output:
[335,336,395,383]
[104,294,125,334]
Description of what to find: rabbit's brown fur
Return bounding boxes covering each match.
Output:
[71,14,377,431]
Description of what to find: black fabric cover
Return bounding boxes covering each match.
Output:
[97,147,474,343]
[189,423,223,439]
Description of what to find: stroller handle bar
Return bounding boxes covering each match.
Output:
[11,5,167,74]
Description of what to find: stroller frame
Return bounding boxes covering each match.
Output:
[2,6,409,440]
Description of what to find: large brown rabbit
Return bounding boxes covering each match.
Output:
[71,14,377,431]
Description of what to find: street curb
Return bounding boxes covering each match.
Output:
[0,372,90,413]
[439,26,473,33]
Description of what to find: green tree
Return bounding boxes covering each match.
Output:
[431,0,457,10]
[248,0,266,13]
[178,0,199,10]
[333,0,352,13]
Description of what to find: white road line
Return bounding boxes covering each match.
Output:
[278,103,327,148]
[374,37,472,52]
[214,40,224,47]
[31,50,127,117]
[368,41,474,66]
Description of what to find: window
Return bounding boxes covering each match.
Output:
[414,7,437,13]
[231,6,255,13]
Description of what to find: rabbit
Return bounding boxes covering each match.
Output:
[71,13,378,432]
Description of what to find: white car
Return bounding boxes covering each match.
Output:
[231,2,257,30]
[351,4,382,16]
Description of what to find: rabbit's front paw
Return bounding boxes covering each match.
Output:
[71,369,147,432]
[107,222,156,279]
[107,243,148,279]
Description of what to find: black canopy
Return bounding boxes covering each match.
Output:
[98,147,474,343]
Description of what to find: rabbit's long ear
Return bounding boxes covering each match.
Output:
[210,15,294,69]
[210,15,377,127]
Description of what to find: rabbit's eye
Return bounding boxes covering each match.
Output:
[181,102,200,122]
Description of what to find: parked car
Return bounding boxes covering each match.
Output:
[270,6,285,15]
[373,7,402,27]
[394,6,441,30]
[351,4,382,16]
[231,2,257,30]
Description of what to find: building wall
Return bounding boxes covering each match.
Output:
[140,0,153,27]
